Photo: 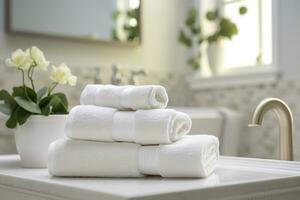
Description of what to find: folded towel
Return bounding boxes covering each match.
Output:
[48,139,143,177]
[65,105,192,144]
[139,135,219,177]
[80,84,168,110]
[48,135,219,178]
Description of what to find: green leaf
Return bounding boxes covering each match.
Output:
[0,89,16,108]
[239,6,247,15]
[12,86,37,103]
[16,108,31,125]
[219,18,238,39]
[52,101,68,114]
[14,96,41,114]
[206,10,218,21]
[48,94,68,114]
[39,95,67,116]
[191,26,200,35]
[6,107,19,129]
[53,93,68,109]
[127,8,139,19]
[39,96,52,116]
[185,8,197,27]
[52,95,68,114]
[178,30,192,47]
[187,58,200,70]
[37,87,48,101]
[207,33,219,44]
[0,103,11,115]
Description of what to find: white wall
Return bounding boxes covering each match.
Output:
[278,0,300,80]
[0,0,190,75]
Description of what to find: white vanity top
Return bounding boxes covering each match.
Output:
[0,155,300,200]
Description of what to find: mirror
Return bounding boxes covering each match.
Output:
[6,0,141,45]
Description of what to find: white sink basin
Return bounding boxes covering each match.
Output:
[0,155,300,200]
[173,107,242,156]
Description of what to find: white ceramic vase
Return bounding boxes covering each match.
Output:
[207,42,224,75]
[14,115,67,168]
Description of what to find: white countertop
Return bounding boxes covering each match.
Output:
[0,155,300,200]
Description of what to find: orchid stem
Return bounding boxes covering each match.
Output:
[27,66,35,91]
[19,69,25,87]
[19,69,29,99]
[47,82,58,96]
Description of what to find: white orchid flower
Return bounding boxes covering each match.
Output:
[5,49,31,70]
[29,46,49,70]
[50,63,77,86]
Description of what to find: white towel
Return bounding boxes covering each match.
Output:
[139,135,219,178]
[48,139,143,177]
[65,105,192,144]
[48,135,219,178]
[80,84,168,110]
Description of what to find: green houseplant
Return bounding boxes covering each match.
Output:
[0,46,77,167]
[178,6,247,73]
[112,8,140,42]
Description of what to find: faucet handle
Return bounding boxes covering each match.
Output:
[111,64,118,74]
[111,64,122,85]
[128,69,146,85]
[93,67,102,84]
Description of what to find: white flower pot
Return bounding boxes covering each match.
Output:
[207,42,224,75]
[14,115,67,168]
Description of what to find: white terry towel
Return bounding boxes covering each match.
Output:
[48,139,143,177]
[65,105,192,144]
[139,135,219,178]
[80,84,168,110]
[48,135,219,178]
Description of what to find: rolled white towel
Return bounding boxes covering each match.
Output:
[80,84,168,110]
[48,135,219,178]
[139,135,219,178]
[66,105,192,144]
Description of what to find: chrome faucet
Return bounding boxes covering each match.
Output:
[248,98,293,161]
[93,67,102,84]
[111,64,122,85]
[128,69,146,85]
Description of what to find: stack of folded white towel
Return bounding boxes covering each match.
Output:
[48,85,220,178]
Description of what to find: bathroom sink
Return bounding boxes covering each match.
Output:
[0,155,300,200]
[173,107,242,156]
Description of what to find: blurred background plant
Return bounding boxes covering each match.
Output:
[178,6,247,70]
[112,8,140,42]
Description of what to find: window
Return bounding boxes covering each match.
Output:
[222,0,272,71]
[189,0,277,89]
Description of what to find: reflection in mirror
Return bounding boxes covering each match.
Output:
[7,0,141,44]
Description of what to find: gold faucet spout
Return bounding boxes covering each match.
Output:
[249,98,293,161]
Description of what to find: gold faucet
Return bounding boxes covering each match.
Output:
[249,98,293,161]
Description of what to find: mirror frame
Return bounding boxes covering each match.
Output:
[5,0,142,47]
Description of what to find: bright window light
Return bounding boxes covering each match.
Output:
[129,0,140,9]
[222,0,272,70]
